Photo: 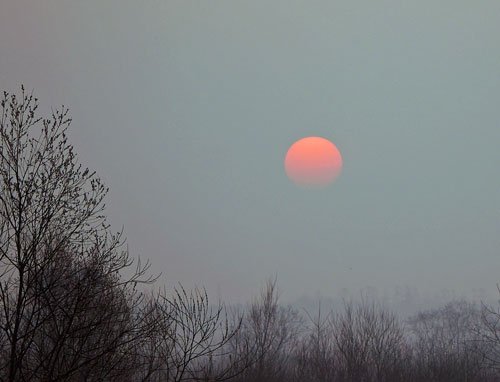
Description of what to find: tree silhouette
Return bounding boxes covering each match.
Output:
[0,87,155,381]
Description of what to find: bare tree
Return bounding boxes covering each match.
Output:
[330,299,408,382]
[0,87,154,381]
[231,278,302,382]
[409,300,486,382]
[476,287,500,372]
[292,304,337,382]
[136,285,244,382]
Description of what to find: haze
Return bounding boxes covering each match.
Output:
[1,0,499,305]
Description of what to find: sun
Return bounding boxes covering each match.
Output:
[284,136,343,187]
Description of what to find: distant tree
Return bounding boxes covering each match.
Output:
[292,304,337,382]
[408,300,486,382]
[137,285,244,382]
[0,87,155,381]
[231,278,302,382]
[477,286,500,372]
[330,300,409,382]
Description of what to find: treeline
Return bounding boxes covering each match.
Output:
[1,88,500,381]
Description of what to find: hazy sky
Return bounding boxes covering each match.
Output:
[1,0,500,304]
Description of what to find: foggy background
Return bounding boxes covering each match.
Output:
[1,0,499,308]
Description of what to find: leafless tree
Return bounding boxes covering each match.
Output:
[0,87,155,381]
[230,278,302,382]
[292,304,337,382]
[408,300,486,382]
[476,286,500,373]
[330,299,409,382]
[136,285,245,382]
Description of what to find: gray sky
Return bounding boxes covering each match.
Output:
[1,0,500,304]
